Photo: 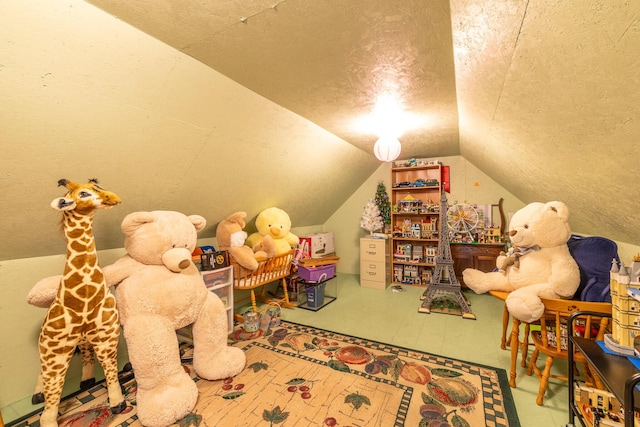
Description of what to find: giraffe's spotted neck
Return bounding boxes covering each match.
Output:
[62,210,98,275]
[50,178,120,304]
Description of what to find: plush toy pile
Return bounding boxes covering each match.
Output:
[463,201,580,323]
[246,207,299,254]
[102,211,246,427]
[216,211,275,271]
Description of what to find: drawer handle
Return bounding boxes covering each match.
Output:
[368,264,377,269]
[367,271,377,276]
[366,251,378,256]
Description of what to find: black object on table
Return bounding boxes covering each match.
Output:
[567,310,640,427]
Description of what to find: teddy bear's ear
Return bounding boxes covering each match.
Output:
[121,211,156,236]
[188,215,207,232]
[227,212,247,227]
[545,201,569,221]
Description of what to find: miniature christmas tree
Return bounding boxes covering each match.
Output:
[360,199,384,234]
[374,181,391,230]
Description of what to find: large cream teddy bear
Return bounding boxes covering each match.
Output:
[216,211,276,271]
[462,201,580,323]
[102,211,246,427]
[245,207,299,255]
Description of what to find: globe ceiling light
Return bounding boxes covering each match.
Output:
[374,136,402,162]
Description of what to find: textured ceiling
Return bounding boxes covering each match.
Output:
[86,0,461,159]
[84,0,640,248]
[2,0,639,262]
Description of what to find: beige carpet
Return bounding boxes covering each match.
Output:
[10,321,519,427]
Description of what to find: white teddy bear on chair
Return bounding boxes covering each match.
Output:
[462,201,580,323]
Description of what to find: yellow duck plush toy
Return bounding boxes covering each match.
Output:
[246,207,299,255]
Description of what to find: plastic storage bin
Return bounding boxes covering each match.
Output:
[298,264,335,283]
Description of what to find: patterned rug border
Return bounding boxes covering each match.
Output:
[281,320,521,427]
[7,320,520,427]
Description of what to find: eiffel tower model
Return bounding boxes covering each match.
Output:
[419,192,475,319]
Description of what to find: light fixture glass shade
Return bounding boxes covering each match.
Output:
[374,137,401,162]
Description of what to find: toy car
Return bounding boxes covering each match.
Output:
[393,181,411,188]
[410,179,427,187]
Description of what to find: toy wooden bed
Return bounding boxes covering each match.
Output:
[231,249,296,321]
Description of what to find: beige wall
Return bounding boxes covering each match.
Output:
[0,0,376,262]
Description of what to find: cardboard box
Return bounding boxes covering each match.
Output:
[299,232,335,258]
[201,250,229,270]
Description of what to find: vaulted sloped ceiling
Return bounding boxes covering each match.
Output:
[86,0,640,246]
[2,0,639,262]
[86,0,462,158]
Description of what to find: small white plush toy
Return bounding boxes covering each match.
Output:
[462,201,580,323]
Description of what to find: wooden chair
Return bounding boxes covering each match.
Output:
[489,290,537,388]
[525,297,611,405]
[231,249,296,322]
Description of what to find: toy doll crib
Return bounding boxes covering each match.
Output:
[231,249,296,322]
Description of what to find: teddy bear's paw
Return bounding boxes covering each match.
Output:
[505,294,544,323]
[136,375,198,427]
[461,269,491,293]
[261,235,277,258]
[194,347,247,380]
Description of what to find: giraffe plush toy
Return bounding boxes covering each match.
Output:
[36,179,126,427]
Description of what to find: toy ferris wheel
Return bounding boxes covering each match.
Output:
[446,203,480,242]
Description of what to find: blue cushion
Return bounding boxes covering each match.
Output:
[568,234,619,302]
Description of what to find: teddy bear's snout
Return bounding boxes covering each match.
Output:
[162,247,193,272]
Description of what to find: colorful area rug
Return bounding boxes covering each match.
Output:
[9,321,519,427]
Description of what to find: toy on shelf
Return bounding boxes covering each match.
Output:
[447,203,480,243]
[397,194,422,213]
[606,255,640,356]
